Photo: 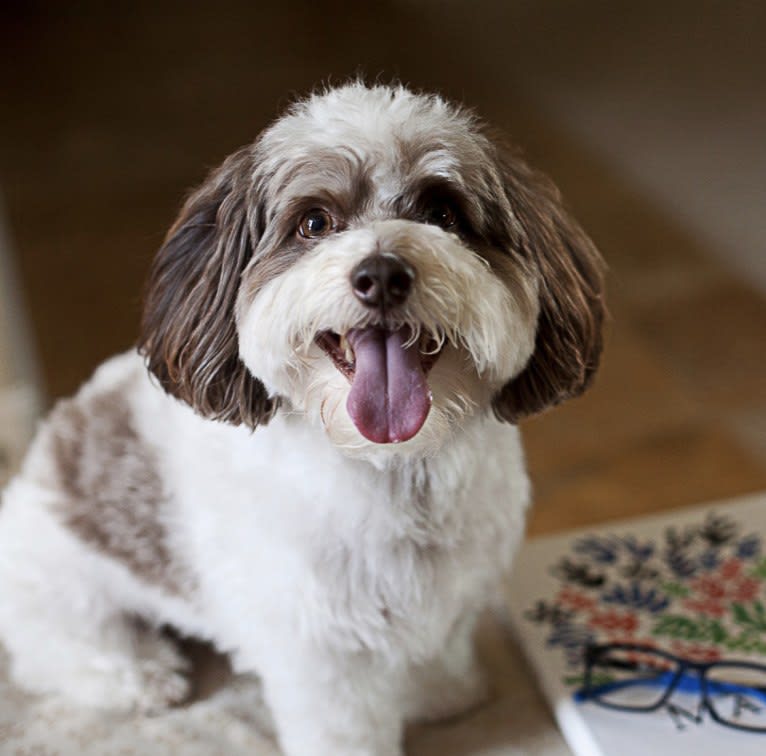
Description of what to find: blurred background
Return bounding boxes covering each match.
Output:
[1,0,764,519]
[0,0,766,532]
[0,1,764,751]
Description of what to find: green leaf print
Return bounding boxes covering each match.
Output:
[661,581,690,598]
[652,615,727,643]
[732,601,766,633]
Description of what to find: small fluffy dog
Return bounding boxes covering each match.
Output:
[0,83,604,755]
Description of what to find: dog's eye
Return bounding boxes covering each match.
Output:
[298,209,335,239]
[423,202,457,230]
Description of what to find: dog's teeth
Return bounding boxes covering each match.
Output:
[339,333,354,364]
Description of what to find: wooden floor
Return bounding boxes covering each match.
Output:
[1,1,764,531]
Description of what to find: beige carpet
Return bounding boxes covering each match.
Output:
[0,614,570,755]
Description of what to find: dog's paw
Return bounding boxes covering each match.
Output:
[132,656,191,713]
[63,658,189,713]
[11,633,191,713]
[120,633,191,712]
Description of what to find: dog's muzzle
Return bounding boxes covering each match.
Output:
[313,253,442,445]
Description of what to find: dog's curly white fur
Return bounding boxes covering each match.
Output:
[0,83,604,755]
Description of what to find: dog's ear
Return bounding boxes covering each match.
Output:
[139,146,276,428]
[491,150,606,423]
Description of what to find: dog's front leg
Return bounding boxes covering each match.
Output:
[403,613,489,723]
[258,642,405,756]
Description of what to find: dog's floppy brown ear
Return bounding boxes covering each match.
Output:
[139,146,276,428]
[491,151,606,423]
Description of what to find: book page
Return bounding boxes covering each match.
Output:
[506,492,766,756]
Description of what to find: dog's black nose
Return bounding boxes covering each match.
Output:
[350,253,415,309]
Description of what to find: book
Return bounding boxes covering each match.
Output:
[505,491,766,755]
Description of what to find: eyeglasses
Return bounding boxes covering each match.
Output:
[574,643,766,733]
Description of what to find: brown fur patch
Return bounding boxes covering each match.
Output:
[490,144,606,421]
[50,389,190,595]
[240,154,373,299]
[394,172,540,335]
[139,147,276,430]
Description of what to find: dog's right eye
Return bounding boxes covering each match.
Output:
[423,201,458,230]
[298,209,335,239]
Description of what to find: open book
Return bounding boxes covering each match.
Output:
[505,491,766,755]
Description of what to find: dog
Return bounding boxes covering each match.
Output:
[0,82,604,755]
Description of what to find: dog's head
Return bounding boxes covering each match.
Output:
[140,83,604,459]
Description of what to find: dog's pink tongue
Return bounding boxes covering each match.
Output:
[346,327,431,444]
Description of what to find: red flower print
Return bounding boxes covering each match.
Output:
[685,558,763,616]
[670,641,721,662]
[682,598,726,617]
[606,641,673,672]
[589,609,639,634]
[693,575,726,600]
[557,586,597,613]
[719,558,743,580]
[731,577,759,602]
[606,636,658,651]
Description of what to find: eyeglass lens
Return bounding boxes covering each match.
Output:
[589,647,679,709]
[706,665,766,731]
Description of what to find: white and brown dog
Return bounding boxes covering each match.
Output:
[0,83,604,755]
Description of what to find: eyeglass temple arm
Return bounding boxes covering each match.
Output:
[574,670,676,702]
[574,672,766,704]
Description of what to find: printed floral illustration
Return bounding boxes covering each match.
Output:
[524,512,766,687]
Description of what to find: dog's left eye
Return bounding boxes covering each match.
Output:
[298,209,335,239]
[423,202,457,230]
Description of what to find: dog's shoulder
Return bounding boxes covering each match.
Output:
[6,351,193,593]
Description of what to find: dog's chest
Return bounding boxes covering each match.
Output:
[170,412,528,654]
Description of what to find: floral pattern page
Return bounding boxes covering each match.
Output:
[505,492,766,756]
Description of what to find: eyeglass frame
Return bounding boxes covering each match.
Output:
[575,642,766,734]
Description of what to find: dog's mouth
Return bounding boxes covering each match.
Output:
[315,327,443,444]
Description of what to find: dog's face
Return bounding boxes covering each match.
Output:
[140,84,604,460]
